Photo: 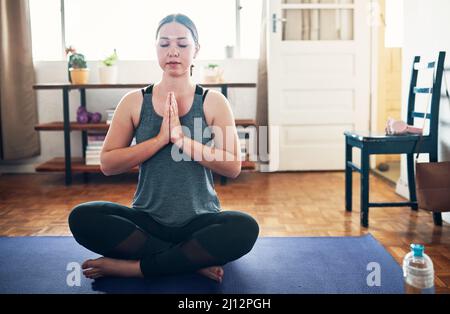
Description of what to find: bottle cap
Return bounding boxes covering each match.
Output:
[411,244,424,257]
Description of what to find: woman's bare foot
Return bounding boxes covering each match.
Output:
[83,257,223,283]
[82,257,143,279]
[197,266,224,283]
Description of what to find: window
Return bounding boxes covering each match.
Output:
[29,0,263,61]
[30,0,63,61]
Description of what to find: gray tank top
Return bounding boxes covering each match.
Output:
[131,84,221,227]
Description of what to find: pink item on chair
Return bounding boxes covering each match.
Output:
[385,118,423,135]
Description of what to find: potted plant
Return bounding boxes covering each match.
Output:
[66,46,90,84]
[99,49,118,84]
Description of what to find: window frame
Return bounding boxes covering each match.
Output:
[57,0,245,60]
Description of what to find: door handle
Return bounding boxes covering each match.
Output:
[272,13,287,33]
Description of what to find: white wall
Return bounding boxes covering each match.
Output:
[0,59,258,172]
[398,0,450,223]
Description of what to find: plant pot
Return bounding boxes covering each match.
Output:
[203,67,224,84]
[99,65,118,84]
[69,68,90,84]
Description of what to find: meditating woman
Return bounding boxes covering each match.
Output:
[68,13,259,283]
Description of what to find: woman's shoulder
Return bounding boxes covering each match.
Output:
[202,89,228,109]
[202,89,233,126]
[122,88,144,103]
[116,89,145,128]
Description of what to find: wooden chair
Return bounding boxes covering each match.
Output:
[344,51,446,228]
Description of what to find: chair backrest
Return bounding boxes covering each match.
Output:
[406,51,446,144]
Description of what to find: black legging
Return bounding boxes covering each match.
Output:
[68,201,259,278]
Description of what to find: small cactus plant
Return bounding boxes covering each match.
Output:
[65,46,88,83]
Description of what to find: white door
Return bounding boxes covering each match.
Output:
[266,0,371,171]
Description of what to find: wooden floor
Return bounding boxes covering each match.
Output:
[0,171,449,293]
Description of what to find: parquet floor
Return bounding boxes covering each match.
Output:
[0,171,449,293]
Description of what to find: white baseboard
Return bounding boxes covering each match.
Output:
[443,213,450,224]
[395,177,410,199]
[258,164,271,172]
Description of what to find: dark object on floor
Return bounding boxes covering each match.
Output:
[416,161,450,214]
[377,163,390,172]
[0,234,403,294]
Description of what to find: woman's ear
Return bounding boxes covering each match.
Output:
[194,44,200,58]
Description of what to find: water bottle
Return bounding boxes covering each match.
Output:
[402,244,435,294]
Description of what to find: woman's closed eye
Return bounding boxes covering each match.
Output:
[160,43,188,48]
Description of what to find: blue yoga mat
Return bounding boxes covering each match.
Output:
[0,234,404,294]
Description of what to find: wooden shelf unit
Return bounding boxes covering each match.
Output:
[33,83,257,185]
[34,119,257,131]
[34,121,257,173]
[35,157,255,173]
